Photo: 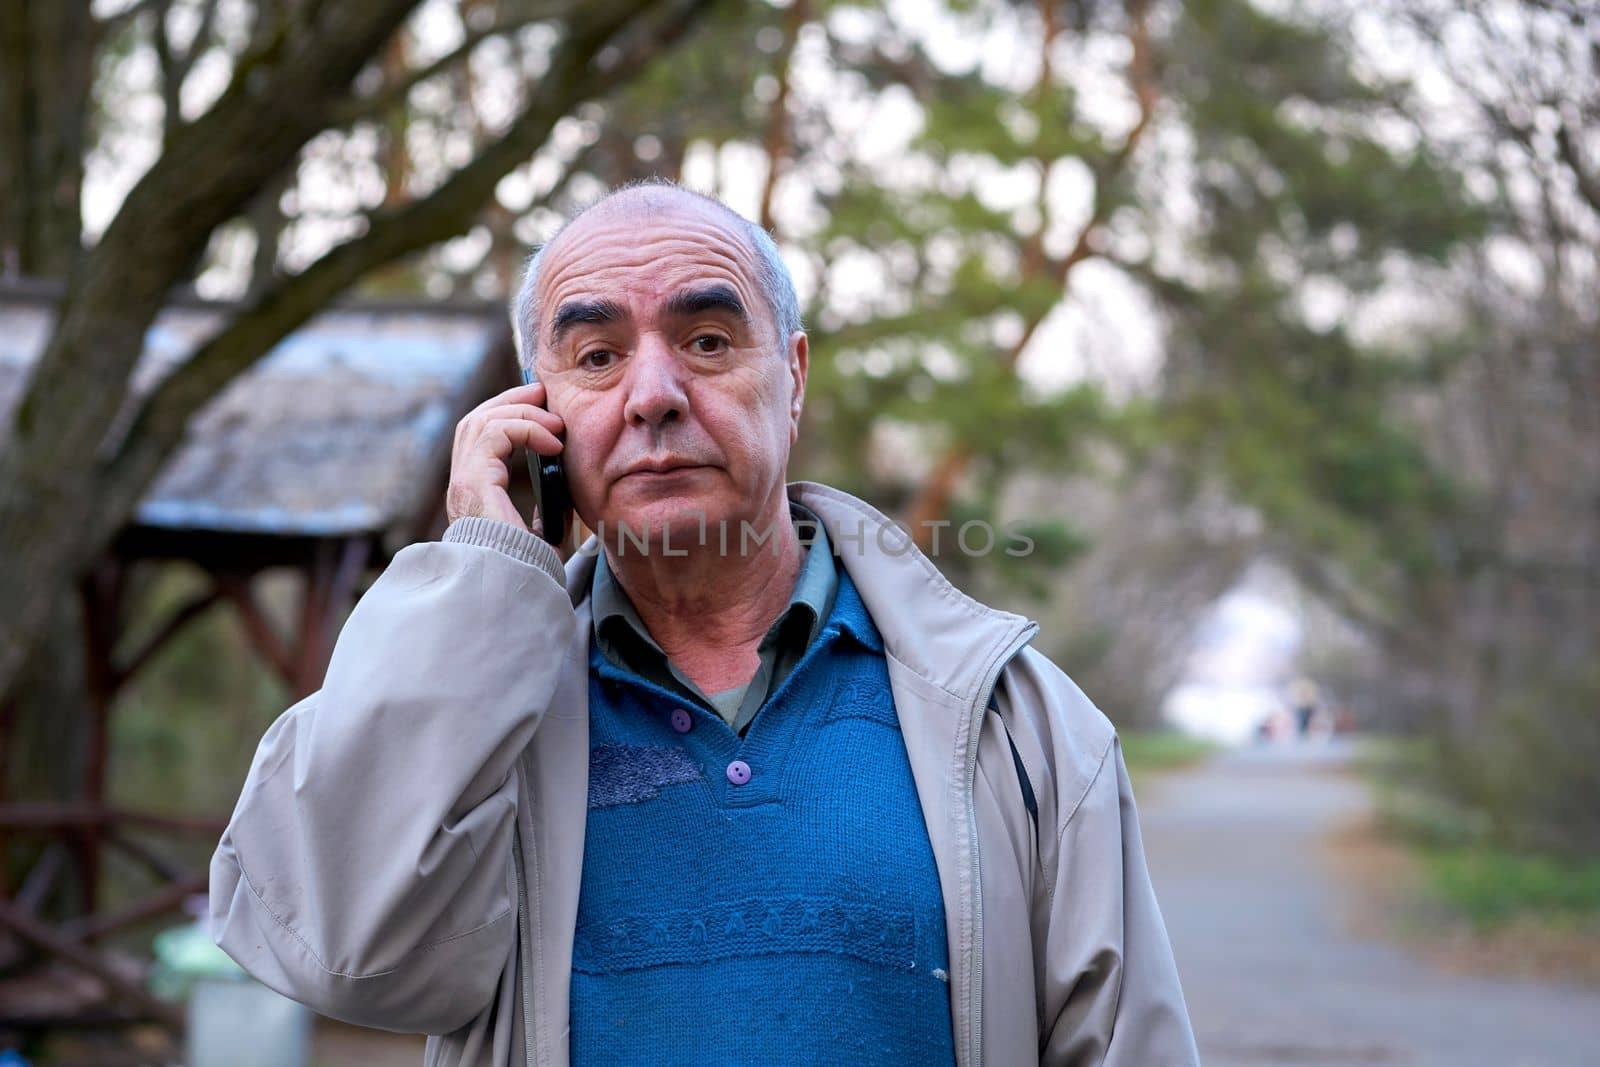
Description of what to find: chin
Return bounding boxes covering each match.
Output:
[601,492,736,555]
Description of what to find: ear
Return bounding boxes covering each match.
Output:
[786,330,808,444]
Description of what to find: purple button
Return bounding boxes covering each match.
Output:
[670,708,693,734]
[726,759,752,786]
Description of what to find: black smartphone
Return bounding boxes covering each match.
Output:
[520,367,572,547]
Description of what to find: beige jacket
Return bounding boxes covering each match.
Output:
[210,481,1199,1066]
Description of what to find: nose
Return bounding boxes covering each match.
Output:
[621,331,688,431]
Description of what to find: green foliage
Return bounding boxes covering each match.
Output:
[1362,739,1491,850]
[594,1,794,179]
[1143,0,1484,576]
[1170,0,1484,268]
[1166,372,1458,580]
[1118,731,1217,784]
[938,495,1088,602]
[791,0,1488,622]
[1004,516,1088,570]
[1423,846,1600,929]
[1437,667,1600,861]
[1363,708,1600,929]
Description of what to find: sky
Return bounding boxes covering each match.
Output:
[1163,573,1305,744]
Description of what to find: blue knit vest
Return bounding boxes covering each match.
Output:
[571,565,957,1066]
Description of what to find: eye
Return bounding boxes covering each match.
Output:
[579,349,615,370]
[691,334,728,355]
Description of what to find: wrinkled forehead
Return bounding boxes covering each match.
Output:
[535,196,767,335]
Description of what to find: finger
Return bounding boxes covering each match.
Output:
[460,381,548,427]
[474,418,564,460]
[488,380,548,409]
[454,404,560,461]
[474,403,565,436]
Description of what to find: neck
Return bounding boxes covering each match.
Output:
[603,493,803,682]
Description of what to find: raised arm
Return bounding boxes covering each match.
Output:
[209,522,575,1034]
[210,377,576,1035]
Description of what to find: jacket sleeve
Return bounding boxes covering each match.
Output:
[208,517,579,1035]
[1038,733,1200,1066]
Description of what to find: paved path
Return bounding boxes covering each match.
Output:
[1138,742,1600,1067]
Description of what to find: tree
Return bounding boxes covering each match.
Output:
[0,0,715,702]
[683,0,1481,720]
[1304,0,1599,855]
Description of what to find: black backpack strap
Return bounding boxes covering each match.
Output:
[987,686,1039,847]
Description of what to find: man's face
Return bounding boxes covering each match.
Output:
[532,196,807,548]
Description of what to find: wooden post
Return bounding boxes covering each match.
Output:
[76,559,125,916]
[217,573,298,687]
[294,536,370,695]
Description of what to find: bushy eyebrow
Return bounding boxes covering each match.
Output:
[663,284,750,327]
[550,298,628,346]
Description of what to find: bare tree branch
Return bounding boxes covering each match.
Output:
[151,0,181,142]
[8,1,419,450]
[0,0,425,692]
[95,0,165,36]
[152,0,224,143]
[757,0,807,232]
[1009,0,1158,366]
[1555,121,1600,215]
[335,1,576,127]
[95,0,713,521]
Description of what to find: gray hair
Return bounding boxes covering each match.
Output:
[510,178,802,376]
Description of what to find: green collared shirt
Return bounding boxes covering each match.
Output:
[590,502,837,737]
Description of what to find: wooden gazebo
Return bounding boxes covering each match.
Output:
[0,282,514,1041]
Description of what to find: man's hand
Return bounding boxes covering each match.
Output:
[446,381,565,536]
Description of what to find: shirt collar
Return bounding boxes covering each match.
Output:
[590,501,837,658]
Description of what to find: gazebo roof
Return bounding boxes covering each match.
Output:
[0,284,506,540]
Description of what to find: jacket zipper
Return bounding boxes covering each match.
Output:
[964,623,1039,1067]
[512,769,538,1067]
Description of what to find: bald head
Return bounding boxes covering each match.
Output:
[511,179,801,374]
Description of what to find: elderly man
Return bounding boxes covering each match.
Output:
[210,180,1199,1066]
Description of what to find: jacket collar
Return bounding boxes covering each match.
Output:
[563,480,1036,705]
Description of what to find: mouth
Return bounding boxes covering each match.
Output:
[621,461,710,479]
